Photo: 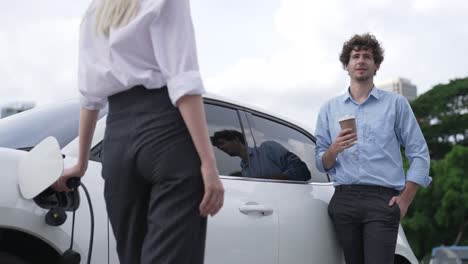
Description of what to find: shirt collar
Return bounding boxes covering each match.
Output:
[341,86,380,102]
[369,86,380,100]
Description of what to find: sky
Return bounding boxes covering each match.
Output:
[1,0,467,131]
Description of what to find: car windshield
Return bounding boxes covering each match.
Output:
[0,100,107,150]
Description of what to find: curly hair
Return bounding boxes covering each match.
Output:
[339,33,384,68]
[210,130,245,146]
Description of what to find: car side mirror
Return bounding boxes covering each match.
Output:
[18,137,64,199]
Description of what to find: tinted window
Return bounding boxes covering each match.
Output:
[206,104,248,176]
[247,114,328,183]
[90,103,250,168]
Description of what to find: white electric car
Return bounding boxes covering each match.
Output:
[0,95,418,264]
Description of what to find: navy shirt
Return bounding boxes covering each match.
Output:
[241,141,311,181]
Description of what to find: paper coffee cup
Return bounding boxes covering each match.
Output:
[338,115,357,145]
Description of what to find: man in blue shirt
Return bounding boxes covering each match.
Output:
[315,33,431,264]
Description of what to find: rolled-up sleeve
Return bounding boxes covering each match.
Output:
[315,103,336,174]
[149,0,205,106]
[79,93,107,110]
[395,96,432,187]
[78,60,108,110]
[77,14,108,111]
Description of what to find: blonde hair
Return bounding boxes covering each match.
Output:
[95,0,140,36]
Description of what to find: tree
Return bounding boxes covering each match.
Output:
[410,78,468,159]
[402,78,468,259]
[404,146,468,257]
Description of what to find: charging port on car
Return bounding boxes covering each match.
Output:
[33,188,80,212]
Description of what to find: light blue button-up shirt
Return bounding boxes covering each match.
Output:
[315,87,431,190]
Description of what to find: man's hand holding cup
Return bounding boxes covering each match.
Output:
[332,115,358,154]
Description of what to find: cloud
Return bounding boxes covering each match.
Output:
[0,18,81,104]
[204,0,468,130]
[205,55,345,131]
[0,0,467,133]
[0,2,85,105]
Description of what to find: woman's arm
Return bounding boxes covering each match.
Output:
[178,95,224,217]
[52,108,99,192]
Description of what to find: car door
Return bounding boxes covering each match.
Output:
[246,113,344,264]
[63,101,281,264]
[203,102,279,264]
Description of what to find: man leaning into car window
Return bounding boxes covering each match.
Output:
[314,33,431,264]
[211,130,311,181]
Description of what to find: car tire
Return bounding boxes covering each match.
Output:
[0,252,31,264]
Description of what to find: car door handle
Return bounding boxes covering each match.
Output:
[239,202,274,216]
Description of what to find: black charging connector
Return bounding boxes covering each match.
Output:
[58,177,95,264]
[66,178,81,189]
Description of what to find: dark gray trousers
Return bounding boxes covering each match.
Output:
[328,185,400,264]
[102,86,206,264]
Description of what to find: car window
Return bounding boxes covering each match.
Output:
[88,102,327,184]
[247,113,328,183]
[205,103,250,177]
[89,103,253,177]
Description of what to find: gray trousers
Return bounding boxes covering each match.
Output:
[102,86,206,264]
[328,185,400,264]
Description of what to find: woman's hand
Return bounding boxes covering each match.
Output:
[199,162,224,217]
[51,164,87,192]
[177,95,225,217]
[52,108,99,192]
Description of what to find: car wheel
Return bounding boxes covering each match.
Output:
[0,252,31,264]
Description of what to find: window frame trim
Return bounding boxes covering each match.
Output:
[204,98,316,143]
[218,175,334,186]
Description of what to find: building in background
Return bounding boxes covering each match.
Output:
[376,77,418,101]
[1,102,35,118]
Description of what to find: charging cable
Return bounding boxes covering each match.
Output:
[62,177,95,264]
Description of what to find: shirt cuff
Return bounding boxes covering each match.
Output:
[80,94,107,110]
[316,151,335,173]
[167,71,205,106]
[406,173,432,188]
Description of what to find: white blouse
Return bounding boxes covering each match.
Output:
[78,0,205,110]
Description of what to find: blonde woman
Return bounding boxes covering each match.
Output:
[53,0,224,263]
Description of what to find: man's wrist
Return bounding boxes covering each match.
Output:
[400,181,420,203]
[322,146,338,170]
[326,144,339,161]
